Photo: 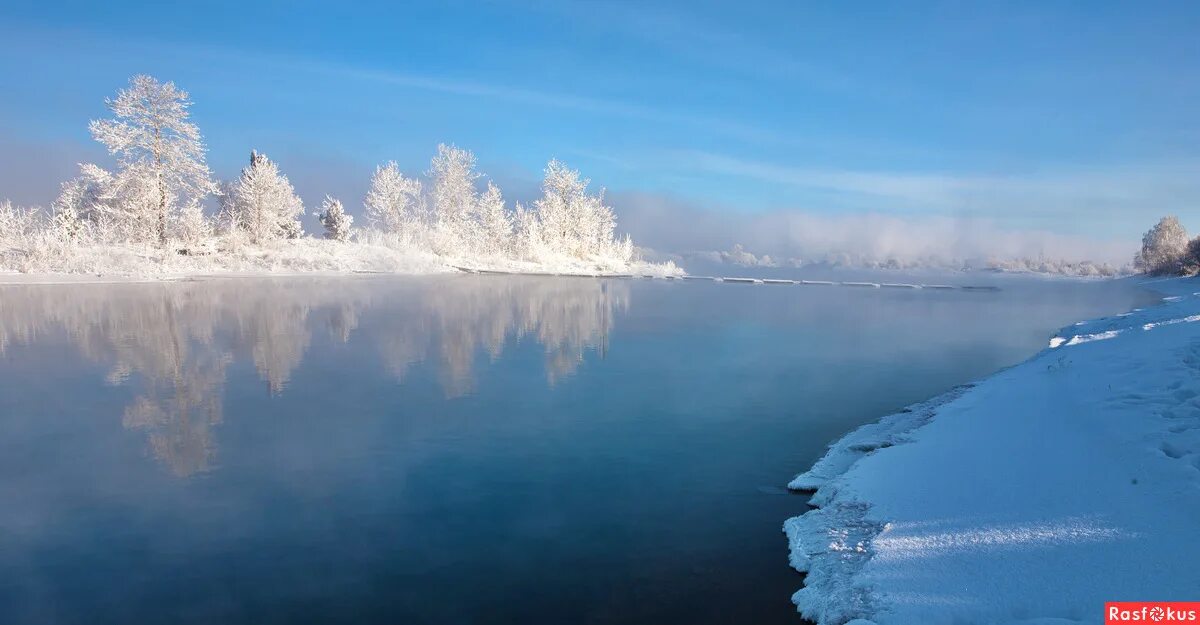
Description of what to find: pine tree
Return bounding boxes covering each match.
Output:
[219,151,305,244]
[318,195,354,242]
[474,182,512,257]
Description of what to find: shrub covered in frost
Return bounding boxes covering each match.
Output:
[1134,216,1188,275]
[318,196,353,242]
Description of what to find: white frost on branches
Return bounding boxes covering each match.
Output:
[1134,216,1188,275]
[364,161,424,240]
[429,144,481,255]
[523,160,630,263]
[87,74,217,245]
[219,151,305,244]
[475,182,513,258]
[0,201,40,248]
[318,195,353,242]
[358,150,633,266]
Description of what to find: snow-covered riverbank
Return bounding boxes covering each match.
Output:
[785,276,1200,624]
[0,238,684,284]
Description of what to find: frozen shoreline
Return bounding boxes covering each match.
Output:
[0,267,662,286]
[785,276,1200,624]
[0,243,684,285]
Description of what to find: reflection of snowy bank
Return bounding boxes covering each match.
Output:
[785,277,1200,624]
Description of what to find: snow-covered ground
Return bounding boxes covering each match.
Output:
[0,238,683,284]
[785,276,1200,624]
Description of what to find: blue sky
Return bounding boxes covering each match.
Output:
[1,1,1198,259]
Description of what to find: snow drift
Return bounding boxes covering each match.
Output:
[785,276,1200,624]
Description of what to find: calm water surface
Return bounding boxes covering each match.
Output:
[0,273,1156,624]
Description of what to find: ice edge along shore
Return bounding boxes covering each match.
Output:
[784,275,1200,625]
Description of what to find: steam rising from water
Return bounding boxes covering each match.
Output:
[613,191,1135,268]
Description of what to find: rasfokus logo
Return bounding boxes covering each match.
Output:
[1106,603,1200,623]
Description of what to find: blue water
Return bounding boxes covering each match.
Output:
[0,273,1155,624]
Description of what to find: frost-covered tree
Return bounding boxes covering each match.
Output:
[530,160,573,254]
[55,162,165,244]
[108,164,165,243]
[51,204,87,243]
[219,151,305,244]
[513,202,542,259]
[55,163,111,234]
[89,75,217,245]
[429,144,480,254]
[280,217,304,240]
[474,182,512,257]
[531,159,619,259]
[0,200,41,248]
[174,201,213,249]
[1134,216,1188,275]
[364,161,423,239]
[318,195,353,242]
[1182,237,1200,276]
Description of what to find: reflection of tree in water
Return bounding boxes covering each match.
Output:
[0,276,629,475]
[237,296,313,395]
[122,350,231,476]
[419,276,628,391]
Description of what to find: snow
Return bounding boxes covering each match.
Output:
[785,276,1200,624]
[0,237,681,283]
[1058,329,1124,346]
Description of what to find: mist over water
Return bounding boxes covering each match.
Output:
[613,191,1138,269]
[0,274,1157,624]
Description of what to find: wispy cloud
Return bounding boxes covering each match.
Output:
[304,60,785,146]
[0,21,784,150]
[670,150,1200,224]
[532,1,882,97]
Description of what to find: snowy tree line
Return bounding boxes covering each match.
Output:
[0,74,643,274]
[360,146,632,262]
[1134,216,1200,276]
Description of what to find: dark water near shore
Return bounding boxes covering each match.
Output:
[0,273,1155,624]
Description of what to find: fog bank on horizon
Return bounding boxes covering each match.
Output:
[612,191,1137,268]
